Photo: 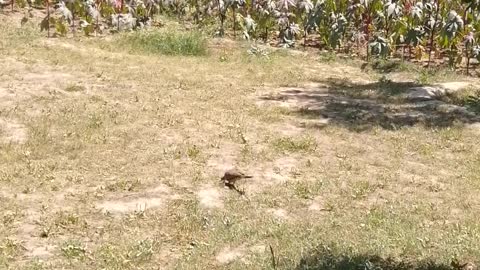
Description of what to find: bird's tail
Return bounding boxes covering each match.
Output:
[244,175,253,178]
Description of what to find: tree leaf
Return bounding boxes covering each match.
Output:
[298,0,313,12]
[277,0,296,10]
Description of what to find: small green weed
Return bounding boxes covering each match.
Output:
[0,238,21,260]
[292,180,323,199]
[55,212,80,227]
[106,178,142,192]
[351,180,377,199]
[271,135,317,153]
[319,51,337,62]
[187,144,201,159]
[61,240,86,259]
[64,84,86,92]
[126,239,156,263]
[415,69,436,85]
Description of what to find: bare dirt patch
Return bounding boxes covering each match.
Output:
[0,118,27,144]
[197,186,223,209]
[197,186,224,209]
[97,183,175,214]
[270,122,306,136]
[215,246,245,265]
[97,196,164,214]
[18,223,55,259]
[308,196,334,212]
[14,208,56,259]
[266,208,290,220]
[206,142,240,172]
[215,244,267,266]
[245,156,301,191]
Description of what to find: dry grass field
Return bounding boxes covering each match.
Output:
[1,12,480,270]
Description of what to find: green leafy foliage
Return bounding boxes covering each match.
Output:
[409,2,423,21]
[55,19,69,36]
[242,14,256,40]
[328,12,347,49]
[24,0,480,72]
[80,20,96,36]
[385,0,401,19]
[369,35,389,57]
[35,0,155,36]
[441,10,464,46]
[404,26,424,47]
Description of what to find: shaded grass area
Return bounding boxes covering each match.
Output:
[261,77,480,131]
[296,245,453,270]
[441,87,480,114]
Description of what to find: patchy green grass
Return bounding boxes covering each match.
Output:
[0,17,40,52]
[0,238,22,265]
[271,135,317,153]
[117,29,208,56]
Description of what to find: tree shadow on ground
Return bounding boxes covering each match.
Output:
[295,246,458,270]
[260,77,480,132]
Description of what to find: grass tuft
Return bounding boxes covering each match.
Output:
[117,30,208,56]
[64,84,86,92]
[271,135,317,153]
[61,240,87,259]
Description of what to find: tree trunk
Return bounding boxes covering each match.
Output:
[365,12,371,61]
[303,27,307,49]
[71,4,75,37]
[217,0,224,37]
[232,7,236,38]
[117,3,121,32]
[96,5,99,36]
[220,12,224,36]
[193,0,199,24]
[466,44,470,75]
[46,0,50,38]
[427,0,441,68]
[385,16,389,40]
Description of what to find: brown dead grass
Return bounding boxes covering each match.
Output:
[1,13,480,270]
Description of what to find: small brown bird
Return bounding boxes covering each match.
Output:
[220,168,253,185]
[220,169,252,196]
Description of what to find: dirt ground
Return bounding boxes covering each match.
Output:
[1,11,480,270]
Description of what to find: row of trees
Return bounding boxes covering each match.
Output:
[215,0,480,71]
[2,0,155,36]
[2,0,480,71]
